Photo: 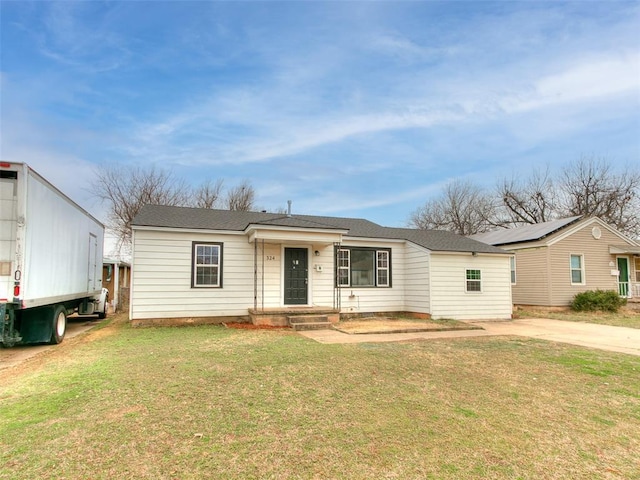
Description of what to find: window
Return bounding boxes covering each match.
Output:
[336,247,391,287]
[337,249,350,286]
[570,254,584,284]
[510,256,516,284]
[466,269,482,292]
[192,242,222,287]
[377,251,389,287]
[636,258,640,283]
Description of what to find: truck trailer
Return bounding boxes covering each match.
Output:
[1,162,108,347]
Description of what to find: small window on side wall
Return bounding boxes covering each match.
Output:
[510,256,516,284]
[192,242,223,288]
[570,254,584,284]
[466,269,482,292]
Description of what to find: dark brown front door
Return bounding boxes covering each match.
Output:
[284,248,308,305]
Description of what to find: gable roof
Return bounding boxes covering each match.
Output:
[469,216,582,246]
[132,205,507,254]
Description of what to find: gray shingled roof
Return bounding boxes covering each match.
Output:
[469,216,582,246]
[132,204,508,254]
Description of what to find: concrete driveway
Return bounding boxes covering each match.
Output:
[300,318,640,356]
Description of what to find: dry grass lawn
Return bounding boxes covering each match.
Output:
[1,313,639,479]
[517,307,640,329]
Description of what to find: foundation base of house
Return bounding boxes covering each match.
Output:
[339,311,432,321]
[130,315,250,328]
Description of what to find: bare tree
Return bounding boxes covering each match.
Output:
[559,156,640,236]
[225,180,255,211]
[92,164,192,246]
[193,179,224,209]
[409,179,498,235]
[498,166,557,225]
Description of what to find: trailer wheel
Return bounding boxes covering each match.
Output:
[98,294,109,319]
[50,305,67,344]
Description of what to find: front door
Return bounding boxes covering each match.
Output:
[284,248,308,305]
[617,257,630,297]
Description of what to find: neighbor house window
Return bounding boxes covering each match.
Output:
[510,256,516,284]
[636,258,640,283]
[466,269,482,292]
[336,247,391,287]
[192,242,223,287]
[570,254,584,284]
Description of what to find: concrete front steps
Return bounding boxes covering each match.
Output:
[249,307,339,329]
[288,315,334,331]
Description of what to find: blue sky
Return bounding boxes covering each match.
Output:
[1,1,639,228]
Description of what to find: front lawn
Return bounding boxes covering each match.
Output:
[1,314,639,479]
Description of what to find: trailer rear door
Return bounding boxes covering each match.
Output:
[0,170,18,302]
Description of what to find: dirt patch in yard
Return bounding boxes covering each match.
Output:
[334,317,482,334]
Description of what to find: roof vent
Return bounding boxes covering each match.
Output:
[287,200,292,217]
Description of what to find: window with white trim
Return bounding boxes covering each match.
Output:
[336,247,391,287]
[510,256,516,284]
[377,251,389,287]
[570,254,584,284]
[466,269,482,292]
[337,249,350,286]
[192,242,222,287]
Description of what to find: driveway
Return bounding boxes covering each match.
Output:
[0,316,100,370]
[300,318,640,356]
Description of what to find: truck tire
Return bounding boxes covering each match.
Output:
[98,294,109,319]
[50,305,67,344]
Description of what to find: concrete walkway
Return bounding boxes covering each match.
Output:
[299,318,640,356]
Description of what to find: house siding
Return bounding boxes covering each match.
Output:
[338,240,406,314]
[510,247,551,306]
[548,225,623,305]
[131,229,255,319]
[404,242,431,314]
[429,253,512,320]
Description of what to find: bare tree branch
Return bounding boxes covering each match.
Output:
[409,179,498,235]
[226,180,255,211]
[498,166,557,225]
[559,155,640,236]
[92,164,192,246]
[193,179,224,209]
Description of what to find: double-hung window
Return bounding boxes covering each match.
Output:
[570,254,584,285]
[466,269,482,292]
[192,242,223,287]
[336,247,391,287]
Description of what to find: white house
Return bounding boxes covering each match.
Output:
[130,205,512,326]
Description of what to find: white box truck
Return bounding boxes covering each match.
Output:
[1,162,108,346]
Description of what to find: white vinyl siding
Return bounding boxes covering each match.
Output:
[404,242,430,314]
[131,230,253,319]
[337,240,404,313]
[430,253,512,320]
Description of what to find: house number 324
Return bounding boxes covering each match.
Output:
[266,255,276,261]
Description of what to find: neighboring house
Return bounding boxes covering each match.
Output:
[471,216,640,307]
[102,258,131,312]
[129,205,512,325]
